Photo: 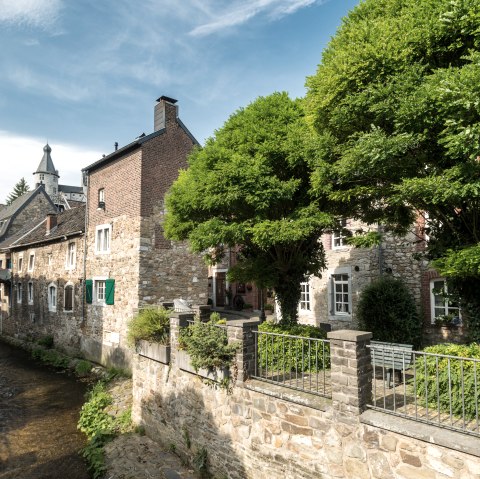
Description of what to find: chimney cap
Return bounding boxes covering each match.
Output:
[156,96,177,104]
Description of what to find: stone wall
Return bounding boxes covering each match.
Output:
[132,319,480,479]
[7,235,85,355]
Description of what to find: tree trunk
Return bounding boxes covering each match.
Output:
[275,281,302,325]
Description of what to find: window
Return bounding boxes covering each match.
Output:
[17,282,22,303]
[0,260,3,268]
[98,188,105,203]
[299,281,311,311]
[48,283,57,312]
[430,279,461,324]
[332,219,347,249]
[39,174,44,181]
[328,268,352,319]
[6,258,11,269]
[18,256,23,272]
[28,252,35,272]
[64,284,74,312]
[86,278,115,305]
[95,224,111,254]
[28,282,33,304]
[48,254,52,266]
[66,243,76,269]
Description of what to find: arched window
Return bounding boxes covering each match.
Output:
[48,283,57,312]
[64,283,74,312]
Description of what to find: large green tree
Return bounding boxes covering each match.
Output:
[6,177,29,205]
[165,92,332,324]
[306,0,480,339]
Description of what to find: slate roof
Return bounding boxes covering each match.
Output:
[35,143,58,175]
[0,186,56,240]
[8,205,85,250]
[59,184,84,194]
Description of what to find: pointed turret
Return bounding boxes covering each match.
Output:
[33,144,59,198]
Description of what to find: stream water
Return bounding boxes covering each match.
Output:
[0,340,90,479]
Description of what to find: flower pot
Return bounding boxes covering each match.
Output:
[177,349,229,381]
[137,340,171,364]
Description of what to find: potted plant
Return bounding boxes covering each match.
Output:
[178,314,238,381]
[127,306,171,363]
[435,314,460,329]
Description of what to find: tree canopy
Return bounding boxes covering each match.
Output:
[6,178,29,205]
[165,92,333,324]
[306,0,480,339]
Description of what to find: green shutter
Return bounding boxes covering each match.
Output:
[105,279,115,305]
[85,279,93,304]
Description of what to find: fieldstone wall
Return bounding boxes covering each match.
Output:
[7,235,85,356]
[132,320,480,479]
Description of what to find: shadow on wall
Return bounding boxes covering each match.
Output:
[139,384,247,479]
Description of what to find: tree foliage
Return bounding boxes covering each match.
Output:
[6,177,29,205]
[306,0,480,339]
[165,92,333,324]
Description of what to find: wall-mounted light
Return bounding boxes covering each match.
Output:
[97,201,105,211]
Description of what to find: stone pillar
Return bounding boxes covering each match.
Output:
[226,320,259,383]
[170,312,194,364]
[327,330,373,423]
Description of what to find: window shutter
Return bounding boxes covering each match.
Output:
[85,279,93,304]
[105,279,115,305]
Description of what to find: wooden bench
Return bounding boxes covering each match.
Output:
[370,341,413,388]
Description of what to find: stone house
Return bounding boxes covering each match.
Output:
[297,217,464,343]
[80,96,208,368]
[4,207,85,355]
[0,185,57,332]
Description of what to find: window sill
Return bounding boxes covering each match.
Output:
[328,314,351,321]
[48,308,57,313]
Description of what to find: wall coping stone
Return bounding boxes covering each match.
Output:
[245,379,330,412]
[226,318,260,328]
[361,409,480,458]
[328,330,373,342]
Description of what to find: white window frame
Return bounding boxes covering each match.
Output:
[17,282,22,304]
[299,281,311,311]
[328,267,352,320]
[18,254,23,272]
[65,242,76,269]
[28,281,34,305]
[95,224,111,254]
[430,279,461,325]
[64,282,74,312]
[98,188,105,203]
[48,282,57,312]
[332,219,348,249]
[27,252,35,272]
[93,277,107,306]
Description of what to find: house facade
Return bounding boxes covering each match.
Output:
[4,207,85,354]
[80,96,208,368]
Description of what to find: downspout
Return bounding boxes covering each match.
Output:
[82,172,89,325]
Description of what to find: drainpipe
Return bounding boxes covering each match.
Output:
[82,172,89,325]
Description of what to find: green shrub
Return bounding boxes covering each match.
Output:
[78,382,116,440]
[264,303,274,312]
[81,430,114,479]
[258,321,330,373]
[75,359,93,376]
[414,343,480,421]
[179,319,239,370]
[32,348,70,369]
[357,276,422,347]
[37,335,54,348]
[127,306,171,347]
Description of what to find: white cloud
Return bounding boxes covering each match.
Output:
[189,0,322,37]
[0,0,62,29]
[0,131,101,202]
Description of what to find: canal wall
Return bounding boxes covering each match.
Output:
[132,315,480,479]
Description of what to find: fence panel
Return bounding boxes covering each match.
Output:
[368,343,480,437]
[252,330,331,398]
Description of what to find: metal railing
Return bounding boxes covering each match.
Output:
[252,330,331,398]
[368,343,480,437]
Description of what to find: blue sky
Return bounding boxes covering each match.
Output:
[0,0,358,198]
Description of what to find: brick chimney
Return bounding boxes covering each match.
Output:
[154,96,178,131]
[46,213,57,235]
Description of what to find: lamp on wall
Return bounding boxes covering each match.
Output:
[97,201,105,211]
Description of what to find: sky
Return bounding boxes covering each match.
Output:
[0,0,359,200]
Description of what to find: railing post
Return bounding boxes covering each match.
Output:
[227,320,259,383]
[327,330,373,423]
